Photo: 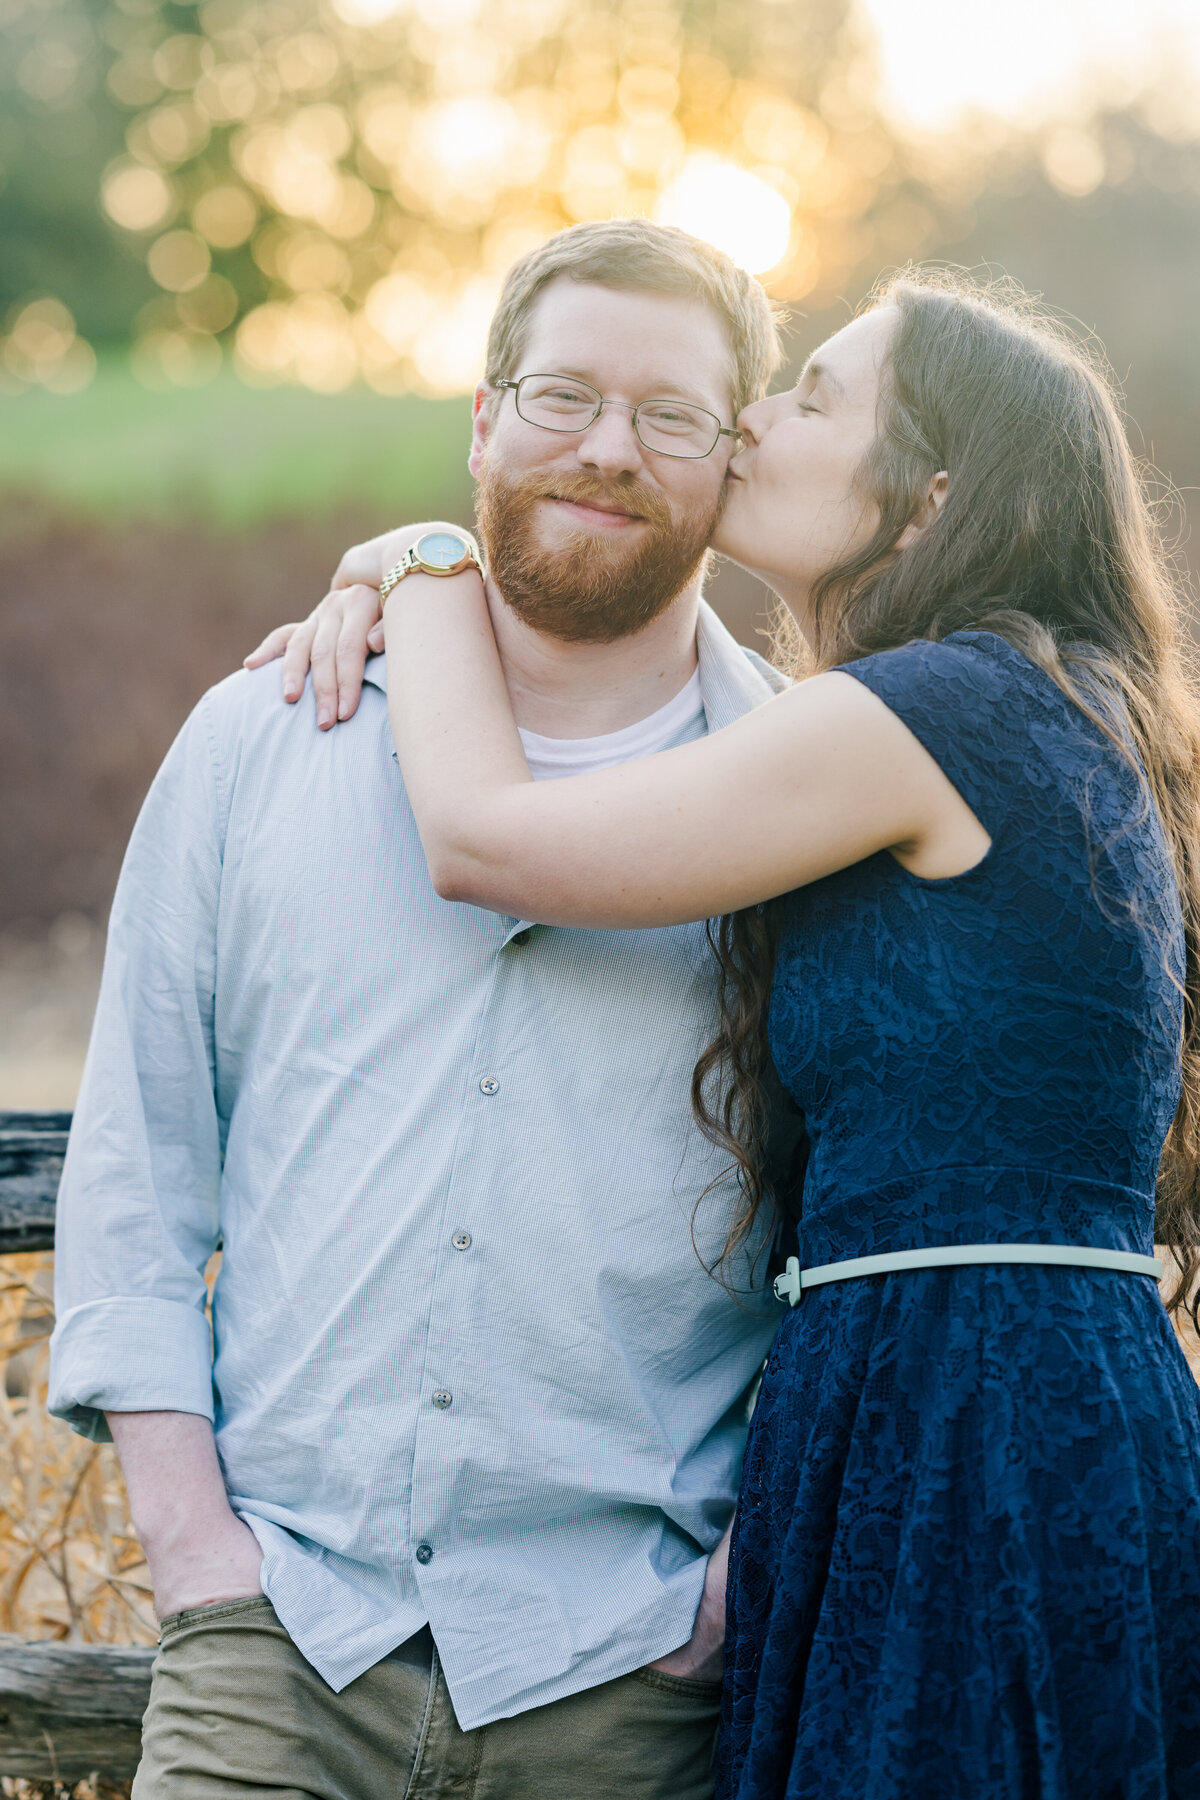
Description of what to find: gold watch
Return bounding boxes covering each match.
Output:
[379,528,484,602]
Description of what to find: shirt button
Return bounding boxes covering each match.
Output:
[512,929,531,945]
[415,1543,434,1565]
[452,1231,472,1251]
[432,1389,453,1409]
[479,1076,500,1096]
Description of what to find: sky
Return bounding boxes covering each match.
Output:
[858,0,1200,134]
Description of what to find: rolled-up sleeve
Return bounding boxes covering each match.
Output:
[49,697,226,1442]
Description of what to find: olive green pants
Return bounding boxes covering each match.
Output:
[132,1595,720,1800]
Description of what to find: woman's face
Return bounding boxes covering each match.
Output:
[714,305,897,634]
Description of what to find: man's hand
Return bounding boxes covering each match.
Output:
[141,1502,264,1622]
[647,1521,730,1682]
[243,522,460,729]
[107,1411,264,1622]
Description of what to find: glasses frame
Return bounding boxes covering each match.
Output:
[496,374,741,461]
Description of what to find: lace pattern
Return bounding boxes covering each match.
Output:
[721,634,1200,1799]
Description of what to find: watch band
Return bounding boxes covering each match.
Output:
[379,546,420,602]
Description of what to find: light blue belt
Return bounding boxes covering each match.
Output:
[773,1244,1163,1306]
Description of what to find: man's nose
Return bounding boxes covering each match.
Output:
[575,403,645,478]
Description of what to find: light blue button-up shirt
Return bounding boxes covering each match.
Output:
[49,601,785,1728]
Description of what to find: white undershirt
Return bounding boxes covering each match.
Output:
[518,667,705,781]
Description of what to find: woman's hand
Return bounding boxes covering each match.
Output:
[243,522,459,729]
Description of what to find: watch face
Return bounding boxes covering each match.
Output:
[417,530,469,570]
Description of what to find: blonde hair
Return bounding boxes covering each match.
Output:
[484,218,783,415]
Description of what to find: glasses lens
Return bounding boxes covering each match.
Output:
[634,400,721,458]
[517,375,601,432]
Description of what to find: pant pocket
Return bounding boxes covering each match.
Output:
[158,1593,271,1638]
[632,1667,723,1701]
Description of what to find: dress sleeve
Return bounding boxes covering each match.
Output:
[835,633,1028,844]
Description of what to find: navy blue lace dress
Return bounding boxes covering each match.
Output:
[721,632,1200,1800]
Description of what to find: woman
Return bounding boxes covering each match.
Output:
[253,271,1200,1796]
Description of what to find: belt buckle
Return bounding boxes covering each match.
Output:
[773,1256,802,1307]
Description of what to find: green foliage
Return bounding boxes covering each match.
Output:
[0,0,149,344]
[0,360,472,525]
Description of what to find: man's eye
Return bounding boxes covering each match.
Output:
[640,403,708,433]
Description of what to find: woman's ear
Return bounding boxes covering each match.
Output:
[468,383,493,479]
[895,470,948,551]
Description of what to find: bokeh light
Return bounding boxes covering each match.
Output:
[102,163,175,234]
[655,155,793,274]
[1,299,96,394]
[8,0,1200,400]
[25,0,937,396]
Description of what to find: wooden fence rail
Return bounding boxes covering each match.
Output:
[0,1109,155,1781]
[0,1636,154,1783]
[0,1110,69,1255]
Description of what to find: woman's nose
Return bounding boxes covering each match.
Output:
[735,399,766,448]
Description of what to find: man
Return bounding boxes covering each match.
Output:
[49,219,787,1800]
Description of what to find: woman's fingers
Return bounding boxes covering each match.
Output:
[243,623,298,671]
[336,618,370,722]
[309,585,378,725]
[280,614,320,704]
[336,584,385,720]
[247,582,383,725]
[308,603,345,728]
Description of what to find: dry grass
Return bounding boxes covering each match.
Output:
[0,1255,152,1799]
[0,1256,155,1649]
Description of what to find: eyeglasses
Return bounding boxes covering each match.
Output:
[496,373,740,460]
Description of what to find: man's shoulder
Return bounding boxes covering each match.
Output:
[196,661,374,761]
[200,660,296,733]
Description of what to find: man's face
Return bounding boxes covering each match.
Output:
[471,277,738,643]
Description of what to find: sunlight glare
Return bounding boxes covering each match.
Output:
[332,0,483,22]
[856,0,1200,131]
[331,0,405,22]
[654,155,792,275]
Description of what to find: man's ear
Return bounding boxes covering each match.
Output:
[895,470,948,552]
[468,382,494,478]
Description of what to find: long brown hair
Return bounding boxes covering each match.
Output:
[692,268,1200,1326]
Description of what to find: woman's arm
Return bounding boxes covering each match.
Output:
[385,571,990,929]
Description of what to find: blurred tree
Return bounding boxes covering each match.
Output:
[0,0,154,353]
[1,0,944,393]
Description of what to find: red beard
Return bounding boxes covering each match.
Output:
[474,459,721,644]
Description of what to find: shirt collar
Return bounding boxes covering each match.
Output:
[362,597,784,728]
[693,598,787,732]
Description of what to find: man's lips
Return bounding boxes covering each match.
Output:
[541,493,646,526]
